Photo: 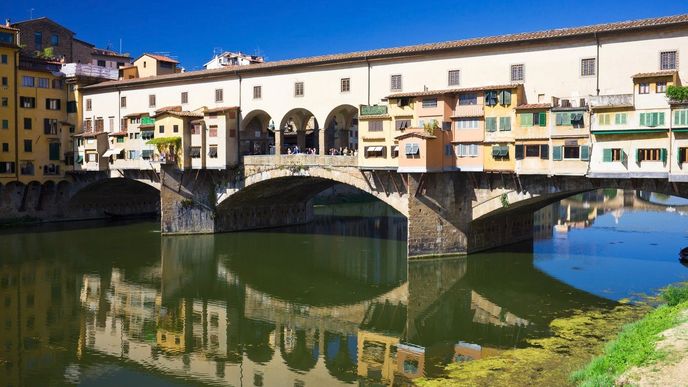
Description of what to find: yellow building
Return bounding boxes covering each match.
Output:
[0,25,19,183]
[357,104,396,169]
[482,85,523,172]
[16,57,70,183]
[514,103,551,175]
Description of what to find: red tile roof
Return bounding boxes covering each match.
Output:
[108,131,128,136]
[387,85,517,99]
[395,131,437,140]
[142,53,179,63]
[155,105,182,113]
[515,103,552,110]
[632,70,678,79]
[84,14,688,91]
[205,106,240,114]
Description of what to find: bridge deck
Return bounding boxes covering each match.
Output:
[243,155,358,168]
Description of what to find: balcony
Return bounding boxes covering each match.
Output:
[61,63,118,81]
[452,104,484,118]
[589,94,634,109]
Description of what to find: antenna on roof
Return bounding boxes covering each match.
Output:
[213,47,223,57]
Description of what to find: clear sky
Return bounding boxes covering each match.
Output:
[2,0,687,70]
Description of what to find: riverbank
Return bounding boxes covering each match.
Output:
[572,284,688,387]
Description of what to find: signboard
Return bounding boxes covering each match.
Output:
[141,117,155,125]
[360,105,388,116]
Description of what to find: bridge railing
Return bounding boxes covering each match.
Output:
[242,155,358,168]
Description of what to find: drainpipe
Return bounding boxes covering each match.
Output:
[365,56,371,106]
[594,32,600,96]
[235,70,241,165]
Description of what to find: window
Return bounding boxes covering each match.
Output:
[1,97,7,107]
[141,131,154,140]
[158,125,164,133]
[675,110,688,126]
[603,148,625,162]
[365,146,386,158]
[97,60,106,67]
[23,118,31,129]
[24,140,32,152]
[639,112,665,127]
[44,119,58,135]
[1,119,7,129]
[637,148,666,162]
[615,113,628,125]
[515,144,549,159]
[190,147,201,158]
[456,144,479,157]
[86,98,92,111]
[160,61,173,69]
[37,78,49,88]
[422,98,437,108]
[519,112,547,127]
[149,94,156,107]
[491,145,509,159]
[485,117,497,132]
[253,86,261,99]
[215,88,223,102]
[340,78,350,92]
[498,90,512,106]
[173,125,178,133]
[368,120,383,132]
[20,161,34,175]
[678,147,688,164]
[0,54,7,64]
[209,125,218,137]
[1,143,7,152]
[46,99,61,110]
[499,117,511,131]
[120,96,126,108]
[459,93,477,105]
[34,31,42,50]
[639,83,650,94]
[22,76,35,87]
[485,91,498,107]
[181,91,188,104]
[67,101,77,113]
[555,112,584,127]
[390,74,402,91]
[598,113,611,126]
[208,145,218,158]
[49,143,60,160]
[0,162,15,173]
[50,34,59,46]
[398,98,410,107]
[448,70,460,86]
[52,79,63,89]
[20,97,35,109]
[191,124,201,135]
[395,119,411,130]
[511,64,524,81]
[294,82,304,97]
[581,58,596,76]
[657,81,667,93]
[456,119,478,129]
[660,51,677,70]
[2,77,7,86]
[404,143,420,158]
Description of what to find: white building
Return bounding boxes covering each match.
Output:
[204,51,264,69]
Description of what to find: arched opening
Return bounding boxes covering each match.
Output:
[280,327,319,372]
[68,178,160,218]
[323,104,358,154]
[279,108,319,154]
[240,109,274,156]
[242,319,276,364]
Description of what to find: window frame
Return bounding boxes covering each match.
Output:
[660,50,678,70]
[390,74,402,92]
[448,70,460,86]
[253,85,262,99]
[510,64,524,82]
[340,78,350,93]
[294,82,304,97]
[580,58,596,77]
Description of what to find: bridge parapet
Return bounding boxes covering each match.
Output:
[243,155,357,168]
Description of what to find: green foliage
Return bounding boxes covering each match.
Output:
[571,284,688,386]
[423,119,439,134]
[500,193,510,208]
[35,47,55,59]
[146,136,181,148]
[662,284,688,307]
[667,85,688,102]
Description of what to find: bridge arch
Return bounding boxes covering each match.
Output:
[240,109,274,155]
[67,177,161,216]
[323,104,358,152]
[278,108,319,152]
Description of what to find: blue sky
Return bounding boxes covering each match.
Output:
[2,0,687,70]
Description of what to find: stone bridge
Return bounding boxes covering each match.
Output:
[158,156,688,257]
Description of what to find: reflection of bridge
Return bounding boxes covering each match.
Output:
[561,190,688,213]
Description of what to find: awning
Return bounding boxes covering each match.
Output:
[102,148,123,157]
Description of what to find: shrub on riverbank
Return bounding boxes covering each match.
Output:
[571,283,688,386]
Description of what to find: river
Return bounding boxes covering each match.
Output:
[1,189,687,386]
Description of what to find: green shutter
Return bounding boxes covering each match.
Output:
[640,113,646,126]
[499,117,511,131]
[553,146,563,161]
[659,112,665,126]
[603,148,612,162]
[49,143,60,161]
[519,114,529,127]
[555,113,563,126]
[580,145,590,161]
[678,148,683,164]
[539,112,547,126]
[661,148,667,163]
[637,149,642,162]
[486,117,496,132]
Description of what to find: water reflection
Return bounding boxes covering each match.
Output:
[1,190,688,385]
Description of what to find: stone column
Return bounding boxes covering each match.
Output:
[297,130,306,150]
[160,164,216,234]
[274,128,282,155]
[318,128,326,155]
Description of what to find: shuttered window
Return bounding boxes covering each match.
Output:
[640,112,665,127]
[390,74,402,91]
[674,110,688,126]
[149,94,156,107]
[498,117,511,131]
[615,113,627,125]
[368,120,383,132]
[637,148,666,162]
[485,117,497,132]
[603,148,624,162]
